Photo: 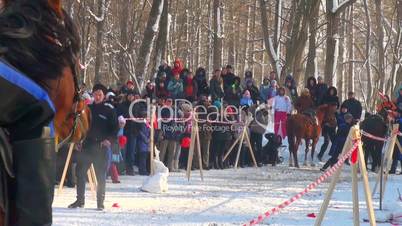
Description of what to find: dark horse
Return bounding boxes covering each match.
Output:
[287,104,337,168]
[0,1,90,225]
[360,113,388,172]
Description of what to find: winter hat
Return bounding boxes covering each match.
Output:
[270,80,277,87]
[106,92,116,99]
[126,80,134,86]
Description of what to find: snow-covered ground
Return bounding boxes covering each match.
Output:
[52,141,402,226]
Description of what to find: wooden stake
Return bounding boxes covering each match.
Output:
[234,126,246,169]
[223,134,242,161]
[90,164,97,188]
[380,124,399,200]
[87,168,96,199]
[352,162,360,226]
[357,134,376,226]
[194,117,204,181]
[149,105,155,175]
[244,128,257,167]
[57,142,74,195]
[186,116,197,181]
[315,126,356,226]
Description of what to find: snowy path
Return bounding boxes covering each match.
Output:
[52,156,402,226]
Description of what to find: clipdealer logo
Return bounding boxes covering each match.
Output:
[128,98,270,131]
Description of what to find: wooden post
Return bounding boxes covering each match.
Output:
[356,129,376,226]
[380,124,399,200]
[87,168,96,198]
[223,133,242,161]
[244,128,257,167]
[57,142,74,195]
[234,126,246,169]
[149,105,155,175]
[315,126,356,226]
[90,164,98,187]
[351,160,360,226]
[195,119,204,181]
[372,124,399,199]
[186,114,197,181]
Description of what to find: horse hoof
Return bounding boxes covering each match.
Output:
[289,163,294,167]
[310,162,316,167]
[295,164,300,168]
[303,162,308,167]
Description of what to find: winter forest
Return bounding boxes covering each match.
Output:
[64,0,402,111]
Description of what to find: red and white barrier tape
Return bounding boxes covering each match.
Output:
[245,141,359,226]
[360,130,389,142]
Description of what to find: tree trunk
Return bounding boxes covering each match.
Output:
[153,0,169,73]
[305,0,320,81]
[362,0,373,109]
[135,0,164,91]
[259,0,281,78]
[118,0,129,86]
[94,0,107,83]
[337,11,346,101]
[212,0,223,71]
[227,3,235,66]
[347,5,354,94]
[374,0,385,92]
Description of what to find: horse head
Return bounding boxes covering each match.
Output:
[317,104,337,127]
[0,0,90,144]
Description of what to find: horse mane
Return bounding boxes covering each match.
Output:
[0,0,79,87]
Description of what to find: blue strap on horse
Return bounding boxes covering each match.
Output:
[0,60,55,139]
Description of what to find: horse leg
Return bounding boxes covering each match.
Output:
[294,138,301,168]
[310,139,318,167]
[304,139,310,166]
[289,149,294,167]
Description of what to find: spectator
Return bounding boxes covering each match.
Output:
[171,58,184,77]
[210,69,224,102]
[137,109,151,175]
[223,65,236,93]
[284,74,298,104]
[142,80,155,102]
[167,72,184,99]
[389,116,402,174]
[259,77,271,103]
[245,79,260,104]
[225,76,242,106]
[396,86,402,114]
[194,96,213,169]
[341,91,362,123]
[249,104,269,166]
[269,71,277,82]
[183,71,197,102]
[157,60,173,83]
[241,70,256,89]
[272,87,292,138]
[321,86,340,108]
[267,80,278,100]
[240,90,254,108]
[194,67,210,98]
[315,76,328,106]
[321,113,354,171]
[306,76,318,105]
[155,74,169,99]
[210,107,234,169]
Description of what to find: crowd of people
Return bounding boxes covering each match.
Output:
[61,58,402,210]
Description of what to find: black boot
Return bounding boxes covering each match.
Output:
[97,196,104,210]
[12,137,56,226]
[68,199,85,208]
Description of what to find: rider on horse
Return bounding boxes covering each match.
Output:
[294,88,316,123]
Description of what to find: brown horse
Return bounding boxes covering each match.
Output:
[287,104,337,168]
[0,0,90,225]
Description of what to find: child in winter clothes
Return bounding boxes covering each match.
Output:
[167,72,184,99]
[183,71,197,102]
[321,113,354,171]
[137,111,151,175]
[240,90,254,108]
[272,87,292,138]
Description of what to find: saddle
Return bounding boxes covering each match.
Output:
[302,109,317,125]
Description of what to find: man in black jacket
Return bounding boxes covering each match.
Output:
[341,91,362,123]
[69,84,119,210]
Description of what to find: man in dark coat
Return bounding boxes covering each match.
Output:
[341,91,362,123]
[223,65,236,93]
[315,76,328,106]
[317,86,339,161]
[69,84,119,210]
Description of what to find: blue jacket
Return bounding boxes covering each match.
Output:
[329,122,352,157]
[137,123,150,153]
